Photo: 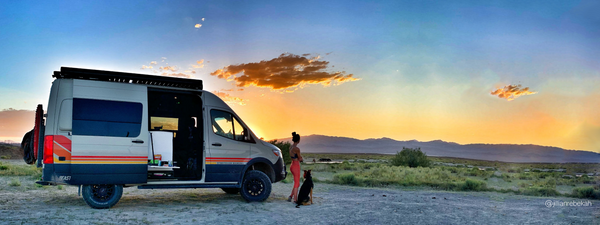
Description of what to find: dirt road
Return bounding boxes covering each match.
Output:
[0,177,598,224]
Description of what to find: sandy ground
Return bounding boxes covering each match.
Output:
[0,175,598,225]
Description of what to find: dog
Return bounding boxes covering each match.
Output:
[296,170,313,208]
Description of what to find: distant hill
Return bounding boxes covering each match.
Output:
[0,143,22,159]
[272,135,600,163]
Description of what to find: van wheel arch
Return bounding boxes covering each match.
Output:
[242,159,275,183]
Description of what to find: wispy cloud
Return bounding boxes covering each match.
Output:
[150,61,157,65]
[191,59,205,69]
[491,84,538,101]
[212,91,247,106]
[210,53,359,92]
[161,72,191,78]
[141,65,153,70]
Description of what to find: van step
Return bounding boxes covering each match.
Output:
[35,181,51,186]
[137,184,238,189]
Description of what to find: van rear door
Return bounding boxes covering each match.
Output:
[69,80,148,185]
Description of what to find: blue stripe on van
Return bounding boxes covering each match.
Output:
[205,164,244,182]
[52,164,147,185]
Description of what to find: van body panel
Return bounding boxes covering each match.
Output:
[68,79,148,184]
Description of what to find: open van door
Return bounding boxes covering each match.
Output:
[69,79,148,184]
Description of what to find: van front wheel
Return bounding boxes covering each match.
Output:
[240,170,271,202]
[82,184,123,209]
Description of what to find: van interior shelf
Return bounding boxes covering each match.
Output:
[148,165,180,172]
[53,67,203,90]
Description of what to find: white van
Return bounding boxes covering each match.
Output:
[25,67,286,209]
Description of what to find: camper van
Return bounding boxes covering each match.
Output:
[24,67,286,209]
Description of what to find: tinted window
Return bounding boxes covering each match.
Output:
[73,98,143,137]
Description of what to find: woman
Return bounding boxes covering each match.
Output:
[288,132,303,203]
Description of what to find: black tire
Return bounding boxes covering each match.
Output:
[82,184,123,209]
[221,188,239,194]
[240,170,272,202]
[21,129,35,164]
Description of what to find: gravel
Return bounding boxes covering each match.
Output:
[0,179,598,224]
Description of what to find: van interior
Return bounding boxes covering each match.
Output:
[147,89,203,181]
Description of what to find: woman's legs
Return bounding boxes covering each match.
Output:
[289,161,300,202]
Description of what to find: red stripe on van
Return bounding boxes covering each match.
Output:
[71,156,148,159]
[206,157,251,160]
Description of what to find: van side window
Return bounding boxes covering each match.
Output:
[210,109,250,142]
[73,98,143,137]
[211,110,234,139]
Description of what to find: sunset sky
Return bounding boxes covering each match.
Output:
[1,1,598,152]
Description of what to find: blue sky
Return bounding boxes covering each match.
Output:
[1,0,599,151]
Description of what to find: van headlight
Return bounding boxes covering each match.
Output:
[272,149,282,158]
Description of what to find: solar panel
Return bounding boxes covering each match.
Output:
[53,67,203,90]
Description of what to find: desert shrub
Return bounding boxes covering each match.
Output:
[340,161,354,170]
[268,140,291,166]
[0,162,41,177]
[333,173,361,185]
[9,178,21,187]
[518,173,533,180]
[502,174,512,182]
[521,187,560,197]
[391,147,430,168]
[462,179,487,191]
[448,167,460,174]
[544,179,557,188]
[572,187,600,199]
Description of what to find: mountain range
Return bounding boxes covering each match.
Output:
[272,135,600,163]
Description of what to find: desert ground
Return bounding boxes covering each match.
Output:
[1,175,598,225]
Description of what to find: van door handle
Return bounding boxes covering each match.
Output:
[132,139,144,144]
[212,143,222,146]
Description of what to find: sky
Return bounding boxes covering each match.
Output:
[0,0,599,153]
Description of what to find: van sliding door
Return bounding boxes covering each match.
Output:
[69,80,148,185]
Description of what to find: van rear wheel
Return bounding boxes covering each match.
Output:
[240,170,271,202]
[82,184,123,209]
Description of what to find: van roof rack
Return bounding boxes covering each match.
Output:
[53,67,203,90]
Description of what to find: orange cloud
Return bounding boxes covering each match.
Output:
[159,66,178,72]
[195,24,202,28]
[212,91,247,106]
[150,61,157,65]
[210,53,359,91]
[491,84,537,101]
[141,65,153,70]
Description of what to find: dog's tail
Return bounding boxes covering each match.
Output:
[295,204,300,208]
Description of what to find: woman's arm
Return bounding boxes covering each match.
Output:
[296,147,303,162]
